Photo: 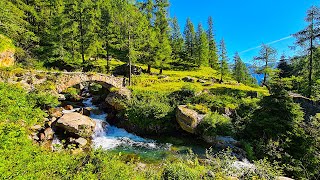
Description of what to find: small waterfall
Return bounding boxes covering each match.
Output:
[83,98,163,150]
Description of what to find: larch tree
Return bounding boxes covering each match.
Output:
[254,44,277,86]
[219,39,230,82]
[207,16,219,70]
[294,6,320,97]
[154,0,172,74]
[183,18,196,64]
[170,16,184,62]
[140,0,158,74]
[233,52,252,84]
[195,23,209,67]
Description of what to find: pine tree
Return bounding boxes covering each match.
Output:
[195,23,209,67]
[277,54,292,78]
[219,39,230,82]
[207,16,219,69]
[294,6,320,97]
[183,18,196,64]
[140,0,158,74]
[154,0,172,74]
[233,52,253,84]
[170,17,184,62]
[254,44,277,86]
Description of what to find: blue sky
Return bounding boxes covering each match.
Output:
[168,0,319,63]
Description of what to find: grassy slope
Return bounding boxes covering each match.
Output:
[0,34,15,53]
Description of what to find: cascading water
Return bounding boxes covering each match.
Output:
[82,98,165,150]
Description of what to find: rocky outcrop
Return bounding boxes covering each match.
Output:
[290,92,320,118]
[54,112,96,138]
[176,105,205,134]
[105,88,131,111]
[182,76,196,82]
[0,50,14,67]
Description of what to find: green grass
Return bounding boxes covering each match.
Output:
[0,34,14,53]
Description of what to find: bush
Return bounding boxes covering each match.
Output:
[125,92,175,134]
[197,112,232,136]
[161,162,201,180]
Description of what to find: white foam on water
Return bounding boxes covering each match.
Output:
[82,98,159,150]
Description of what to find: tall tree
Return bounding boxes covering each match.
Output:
[170,16,184,62]
[294,6,320,97]
[183,18,196,63]
[219,39,230,82]
[277,54,292,78]
[207,16,219,69]
[254,44,277,86]
[154,0,171,74]
[233,52,253,84]
[140,0,158,74]
[195,23,209,66]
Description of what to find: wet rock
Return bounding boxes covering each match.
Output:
[176,105,205,134]
[44,128,54,140]
[105,88,131,111]
[64,105,73,110]
[182,76,196,82]
[77,107,91,116]
[54,112,96,138]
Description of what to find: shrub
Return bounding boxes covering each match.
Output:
[161,162,201,180]
[197,112,232,136]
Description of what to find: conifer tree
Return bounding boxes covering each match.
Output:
[195,23,209,67]
[207,16,219,69]
[219,39,230,82]
[154,0,172,74]
[254,44,277,86]
[294,6,320,97]
[233,52,252,84]
[183,18,196,63]
[277,54,292,78]
[170,17,184,62]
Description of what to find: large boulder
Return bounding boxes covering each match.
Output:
[176,105,204,134]
[54,112,96,138]
[105,88,131,111]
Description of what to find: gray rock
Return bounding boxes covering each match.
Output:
[30,125,42,131]
[58,94,66,101]
[75,137,88,147]
[105,88,131,111]
[182,76,196,82]
[54,112,96,138]
[176,105,204,134]
[197,79,206,83]
[44,128,54,140]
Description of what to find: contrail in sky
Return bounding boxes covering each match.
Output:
[239,35,293,54]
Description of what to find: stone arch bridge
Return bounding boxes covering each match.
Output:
[0,70,127,93]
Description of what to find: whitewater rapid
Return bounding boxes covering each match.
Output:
[81,98,160,150]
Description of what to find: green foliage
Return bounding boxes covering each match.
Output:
[125,91,175,134]
[219,39,230,82]
[0,34,15,52]
[161,162,202,180]
[198,112,232,136]
[0,83,46,126]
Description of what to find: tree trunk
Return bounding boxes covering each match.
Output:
[308,17,314,98]
[128,32,131,86]
[159,68,163,75]
[147,64,151,74]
